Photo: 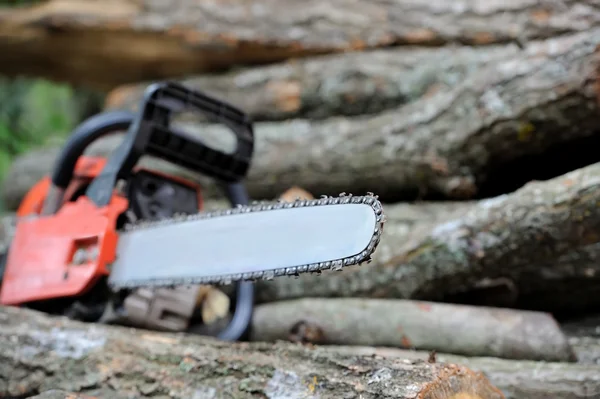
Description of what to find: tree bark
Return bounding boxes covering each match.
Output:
[1,0,597,90]
[0,305,506,399]
[250,298,576,362]
[19,347,600,399]
[323,346,600,399]
[252,161,600,308]
[3,29,600,208]
[103,43,521,121]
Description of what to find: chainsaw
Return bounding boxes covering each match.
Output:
[0,82,385,341]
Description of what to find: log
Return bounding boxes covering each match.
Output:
[3,182,600,315]
[0,305,506,399]
[250,298,576,362]
[322,346,600,399]
[3,29,600,208]
[1,0,597,90]
[104,43,521,121]
[252,161,600,309]
[19,348,600,399]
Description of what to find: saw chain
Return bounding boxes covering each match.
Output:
[112,192,385,289]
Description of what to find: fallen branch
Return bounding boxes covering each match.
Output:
[252,161,600,310]
[250,298,576,362]
[104,43,520,121]
[0,305,505,399]
[3,30,600,208]
[0,0,596,89]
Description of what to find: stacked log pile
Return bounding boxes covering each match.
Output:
[2,0,600,398]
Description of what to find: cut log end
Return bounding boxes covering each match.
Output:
[417,365,506,399]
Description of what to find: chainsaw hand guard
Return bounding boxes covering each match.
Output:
[85,82,255,208]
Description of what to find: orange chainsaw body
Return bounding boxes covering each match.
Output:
[0,156,204,306]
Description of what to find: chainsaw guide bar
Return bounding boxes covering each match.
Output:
[108,193,385,290]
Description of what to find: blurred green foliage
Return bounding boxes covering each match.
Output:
[0,76,104,210]
[0,0,43,7]
[0,4,105,212]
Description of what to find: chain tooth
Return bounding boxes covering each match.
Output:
[273,268,285,277]
[332,260,343,271]
[298,265,308,273]
[262,271,275,281]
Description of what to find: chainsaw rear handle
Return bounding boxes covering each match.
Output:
[85,81,255,208]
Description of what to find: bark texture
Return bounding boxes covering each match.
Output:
[0,305,506,399]
[325,346,600,399]
[19,347,600,399]
[1,0,598,90]
[104,43,521,121]
[3,29,600,207]
[3,306,600,399]
[250,298,575,362]
[252,161,600,307]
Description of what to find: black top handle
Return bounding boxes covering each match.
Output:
[86,81,255,207]
[50,110,136,190]
[41,110,136,215]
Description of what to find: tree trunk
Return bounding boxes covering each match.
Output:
[3,29,600,207]
[0,305,506,399]
[0,0,597,90]
[250,298,576,362]
[103,43,521,121]
[252,161,600,310]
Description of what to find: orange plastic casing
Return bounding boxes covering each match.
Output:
[0,156,203,305]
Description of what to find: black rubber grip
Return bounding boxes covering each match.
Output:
[79,82,255,207]
[51,110,135,189]
[140,82,254,183]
